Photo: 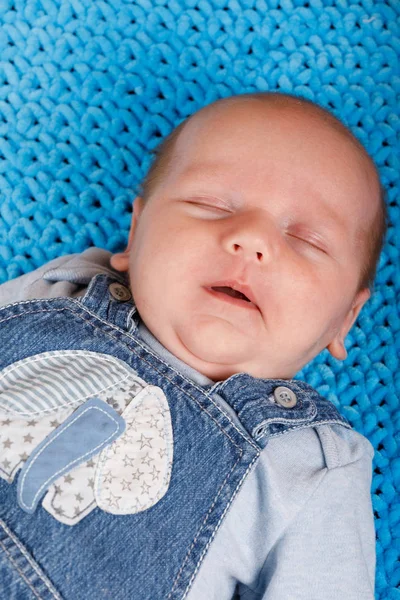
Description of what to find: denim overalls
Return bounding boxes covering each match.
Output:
[0,272,352,600]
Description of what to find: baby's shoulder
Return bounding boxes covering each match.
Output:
[256,421,374,508]
[0,247,116,307]
[312,421,374,470]
[234,420,375,550]
[265,421,374,474]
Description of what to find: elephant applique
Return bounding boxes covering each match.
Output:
[0,350,174,525]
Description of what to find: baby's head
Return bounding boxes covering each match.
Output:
[111,93,386,381]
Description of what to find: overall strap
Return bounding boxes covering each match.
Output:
[208,374,351,449]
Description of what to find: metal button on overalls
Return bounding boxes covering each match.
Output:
[273,386,297,408]
[108,282,132,302]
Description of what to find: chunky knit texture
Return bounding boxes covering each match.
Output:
[0,1,399,597]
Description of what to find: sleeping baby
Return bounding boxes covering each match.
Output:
[0,92,385,599]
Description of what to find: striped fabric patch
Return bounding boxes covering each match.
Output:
[0,350,143,416]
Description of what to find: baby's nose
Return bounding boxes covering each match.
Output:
[221,211,280,263]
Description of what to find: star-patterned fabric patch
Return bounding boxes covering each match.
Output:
[0,350,174,525]
[95,385,173,515]
[42,457,98,524]
[0,408,75,483]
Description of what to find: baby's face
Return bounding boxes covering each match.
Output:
[111,99,378,381]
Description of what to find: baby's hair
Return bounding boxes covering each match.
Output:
[138,92,388,293]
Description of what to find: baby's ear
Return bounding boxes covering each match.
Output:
[110,197,144,272]
[326,288,371,360]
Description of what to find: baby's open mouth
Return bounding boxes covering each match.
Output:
[205,281,259,311]
[211,286,251,302]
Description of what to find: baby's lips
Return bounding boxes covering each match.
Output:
[206,279,259,309]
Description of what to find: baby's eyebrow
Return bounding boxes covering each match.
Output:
[178,162,251,192]
[180,161,231,177]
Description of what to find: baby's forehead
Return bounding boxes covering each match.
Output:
[178,99,331,161]
[175,98,375,187]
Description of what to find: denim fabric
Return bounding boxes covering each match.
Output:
[0,270,369,599]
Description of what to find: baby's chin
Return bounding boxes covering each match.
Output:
[170,320,263,381]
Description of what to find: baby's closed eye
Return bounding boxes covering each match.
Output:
[183,198,230,212]
[286,233,328,254]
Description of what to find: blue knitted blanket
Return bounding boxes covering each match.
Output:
[0,1,399,597]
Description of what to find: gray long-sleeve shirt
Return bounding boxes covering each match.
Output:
[0,247,376,599]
